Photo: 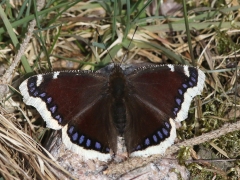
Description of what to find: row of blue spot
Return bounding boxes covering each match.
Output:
[27,77,63,124]
[135,121,171,151]
[67,125,110,153]
[172,68,198,116]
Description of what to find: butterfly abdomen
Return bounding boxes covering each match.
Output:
[111,101,126,135]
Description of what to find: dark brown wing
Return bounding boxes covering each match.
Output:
[124,65,205,156]
[19,70,117,161]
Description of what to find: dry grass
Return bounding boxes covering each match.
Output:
[0,0,240,179]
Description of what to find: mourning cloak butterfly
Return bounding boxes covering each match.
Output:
[19,63,205,161]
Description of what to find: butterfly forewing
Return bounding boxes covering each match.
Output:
[128,65,204,121]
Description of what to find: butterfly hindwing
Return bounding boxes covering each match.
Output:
[62,95,118,161]
[124,93,176,157]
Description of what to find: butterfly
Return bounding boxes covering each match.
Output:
[19,63,205,161]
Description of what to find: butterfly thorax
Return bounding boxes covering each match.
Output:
[109,65,127,135]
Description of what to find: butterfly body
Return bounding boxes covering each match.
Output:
[108,65,128,136]
[19,63,205,161]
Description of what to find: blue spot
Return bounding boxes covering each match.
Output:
[86,139,91,147]
[174,107,178,112]
[191,71,197,77]
[191,77,196,82]
[55,115,62,123]
[153,135,158,142]
[50,105,57,114]
[173,111,177,115]
[33,91,39,96]
[29,87,35,93]
[72,132,78,141]
[158,131,163,139]
[176,98,181,105]
[95,142,101,149]
[182,84,188,88]
[47,97,52,104]
[136,145,141,150]
[39,92,46,98]
[29,82,35,87]
[189,81,193,86]
[106,148,110,152]
[58,117,62,123]
[68,126,74,134]
[178,89,183,95]
[79,135,85,144]
[162,128,169,136]
[145,138,150,146]
[165,122,170,129]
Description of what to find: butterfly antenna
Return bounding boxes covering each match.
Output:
[120,26,138,65]
[95,28,114,63]
[120,26,138,64]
